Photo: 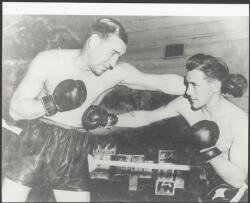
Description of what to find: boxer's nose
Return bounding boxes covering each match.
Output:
[186,84,193,97]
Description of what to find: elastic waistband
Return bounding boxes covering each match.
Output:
[39,118,88,133]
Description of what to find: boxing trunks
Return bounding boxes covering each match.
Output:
[4,118,93,191]
[204,164,248,202]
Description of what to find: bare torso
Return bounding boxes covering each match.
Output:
[179,97,248,159]
[37,50,126,127]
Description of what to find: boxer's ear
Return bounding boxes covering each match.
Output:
[211,79,222,93]
[88,34,101,49]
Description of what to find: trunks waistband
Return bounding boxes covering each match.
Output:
[39,118,88,133]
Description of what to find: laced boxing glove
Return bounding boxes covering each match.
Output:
[82,105,118,130]
[189,120,222,163]
[42,79,87,116]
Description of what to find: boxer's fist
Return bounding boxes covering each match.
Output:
[82,105,118,130]
[189,120,222,162]
[42,79,87,116]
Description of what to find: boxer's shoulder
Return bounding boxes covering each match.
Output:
[114,62,139,74]
[30,50,60,71]
[34,49,60,60]
[226,105,248,141]
[32,50,80,73]
[33,49,79,63]
[115,61,134,68]
[224,99,248,122]
[105,62,139,82]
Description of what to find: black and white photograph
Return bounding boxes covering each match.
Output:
[2,2,249,202]
[158,149,177,163]
[155,177,175,196]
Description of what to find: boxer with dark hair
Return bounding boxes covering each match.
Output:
[3,17,186,202]
[117,54,248,201]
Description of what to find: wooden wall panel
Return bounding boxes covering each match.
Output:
[127,28,249,50]
[127,17,248,45]
[125,39,249,61]
[123,16,230,33]
[125,53,248,78]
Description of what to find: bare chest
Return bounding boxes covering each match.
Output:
[41,67,121,127]
[211,119,233,154]
[184,110,233,155]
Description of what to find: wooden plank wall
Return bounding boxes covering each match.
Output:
[121,17,249,112]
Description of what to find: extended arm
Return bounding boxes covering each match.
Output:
[116,96,185,128]
[209,117,248,188]
[117,62,186,95]
[92,88,113,105]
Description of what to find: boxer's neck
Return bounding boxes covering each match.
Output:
[203,94,224,119]
[75,50,93,74]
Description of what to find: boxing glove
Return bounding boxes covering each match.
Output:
[189,120,222,162]
[42,79,87,116]
[82,105,118,130]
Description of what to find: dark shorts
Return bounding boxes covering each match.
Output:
[204,164,248,202]
[4,118,93,191]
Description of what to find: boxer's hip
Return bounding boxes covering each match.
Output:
[204,164,248,202]
[4,118,93,191]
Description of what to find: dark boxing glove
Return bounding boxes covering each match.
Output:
[42,79,87,116]
[189,120,222,163]
[82,105,118,130]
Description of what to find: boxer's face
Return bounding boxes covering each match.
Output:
[185,69,214,109]
[88,34,127,76]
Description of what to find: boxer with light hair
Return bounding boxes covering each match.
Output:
[116,54,248,202]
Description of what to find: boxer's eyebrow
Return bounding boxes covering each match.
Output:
[190,82,199,86]
[187,80,197,86]
[114,50,125,57]
[114,50,120,55]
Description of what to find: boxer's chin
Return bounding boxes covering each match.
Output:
[93,71,102,76]
[92,69,104,76]
[191,101,202,110]
[91,66,106,76]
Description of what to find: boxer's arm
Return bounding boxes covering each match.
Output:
[9,53,50,120]
[116,96,184,128]
[117,62,186,95]
[92,88,113,105]
[209,117,248,188]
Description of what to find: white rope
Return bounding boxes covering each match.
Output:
[95,159,192,171]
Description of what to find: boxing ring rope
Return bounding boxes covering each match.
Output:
[95,159,192,171]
